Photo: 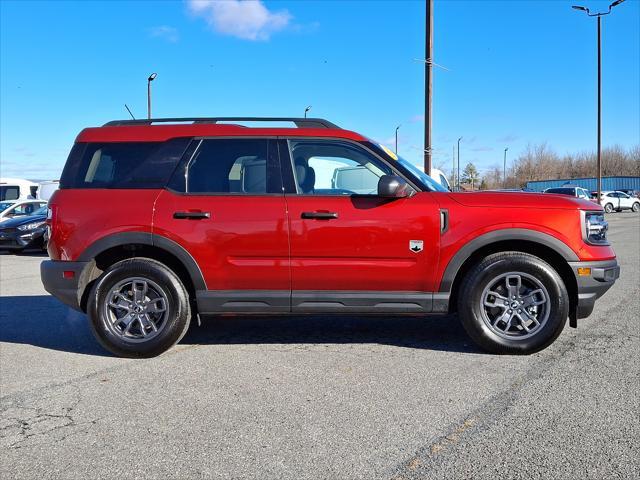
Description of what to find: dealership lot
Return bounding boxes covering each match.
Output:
[0,214,638,479]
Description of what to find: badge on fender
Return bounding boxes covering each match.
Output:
[409,240,423,253]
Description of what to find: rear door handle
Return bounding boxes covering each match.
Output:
[301,212,338,220]
[173,211,211,220]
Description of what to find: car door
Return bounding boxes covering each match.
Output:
[617,192,632,209]
[279,138,441,313]
[153,137,290,313]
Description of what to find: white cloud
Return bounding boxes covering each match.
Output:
[149,25,179,43]
[187,0,292,41]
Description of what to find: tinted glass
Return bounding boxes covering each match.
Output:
[288,140,392,195]
[546,188,573,195]
[60,138,190,189]
[186,139,271,194]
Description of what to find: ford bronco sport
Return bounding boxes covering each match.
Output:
[41,117,620,358]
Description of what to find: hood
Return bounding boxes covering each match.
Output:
[445,191,600,210]
[0,214,47,229]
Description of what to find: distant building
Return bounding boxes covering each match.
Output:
[526,176,640,192]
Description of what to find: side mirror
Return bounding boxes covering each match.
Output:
[377,175,413,198]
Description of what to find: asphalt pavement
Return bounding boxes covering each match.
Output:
[1,213,638,479]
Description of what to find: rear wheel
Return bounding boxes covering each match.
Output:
[88,258,191,358]
[458,252,569,354]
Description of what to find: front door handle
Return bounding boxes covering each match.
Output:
[173,211,211,220]
[301,212,338,220]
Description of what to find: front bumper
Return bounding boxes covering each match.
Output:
[0,228,46,250]
[568,259,620,319]
[41,260,90,311]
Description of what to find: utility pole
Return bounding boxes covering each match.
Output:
[395,125,401,154]
[424,0,433,174]
[503,147,509,188]
[147,73,157,119]
[572,0,626,205]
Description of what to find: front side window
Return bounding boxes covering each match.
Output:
[288,140,392,195]
[186,139,275,194]
[10,202,46,216]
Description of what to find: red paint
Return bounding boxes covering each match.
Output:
[48,122,616,298]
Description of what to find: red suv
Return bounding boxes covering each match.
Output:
[41,117,620,357]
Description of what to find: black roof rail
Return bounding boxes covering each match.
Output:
[102,117,341,129]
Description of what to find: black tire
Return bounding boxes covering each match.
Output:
[87,258,191,358]
[604,203,614,213]
[457,252,569,355]
[632,202,640,213]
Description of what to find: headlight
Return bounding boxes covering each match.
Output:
[17,221,46,232]
[583,212,608,245]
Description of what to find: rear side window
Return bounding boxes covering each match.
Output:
[176,139,279,194]
[60,138,191,189]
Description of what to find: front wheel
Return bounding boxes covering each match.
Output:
[457,252,569,355]
[604,203,614,213]
[632,202,640,212]
[87,258,191,358]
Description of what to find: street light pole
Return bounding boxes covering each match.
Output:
[452,144,455,188]
[304,106,312,118]
[147,73,157,119]
[572,0,626,205]
[457,136,462,191]
[395,125,401,155]
[503,147,509,188]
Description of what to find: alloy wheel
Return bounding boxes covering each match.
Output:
[102,277,169,343]
[480,272,550,340]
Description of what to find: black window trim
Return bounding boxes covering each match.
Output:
[279,136,423,196]
[166,136,285,197]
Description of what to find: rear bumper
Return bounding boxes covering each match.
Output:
[568,259,620,319]
[40,260,90,311]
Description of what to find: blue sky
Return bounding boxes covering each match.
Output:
[1,0,638,180]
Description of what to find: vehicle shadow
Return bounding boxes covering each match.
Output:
[0,295,483,356]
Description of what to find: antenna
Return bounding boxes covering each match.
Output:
[124,104,136,120]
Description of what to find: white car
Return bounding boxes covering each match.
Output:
[600,191,640,213]
[430,168,452,191]
[0,199,48,223]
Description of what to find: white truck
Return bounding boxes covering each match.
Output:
[0,178,38,201]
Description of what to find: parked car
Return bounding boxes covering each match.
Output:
[543,186,592,201]
[0,199,48,223]
[430,168,451,191]
[616,189,640,200]
[0,204,48,252]
[0,177,38,201]
[599,191,640,213]
[41,117,619,358]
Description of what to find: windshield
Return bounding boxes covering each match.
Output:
[395,156,448,192]
[0,201,15,213]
